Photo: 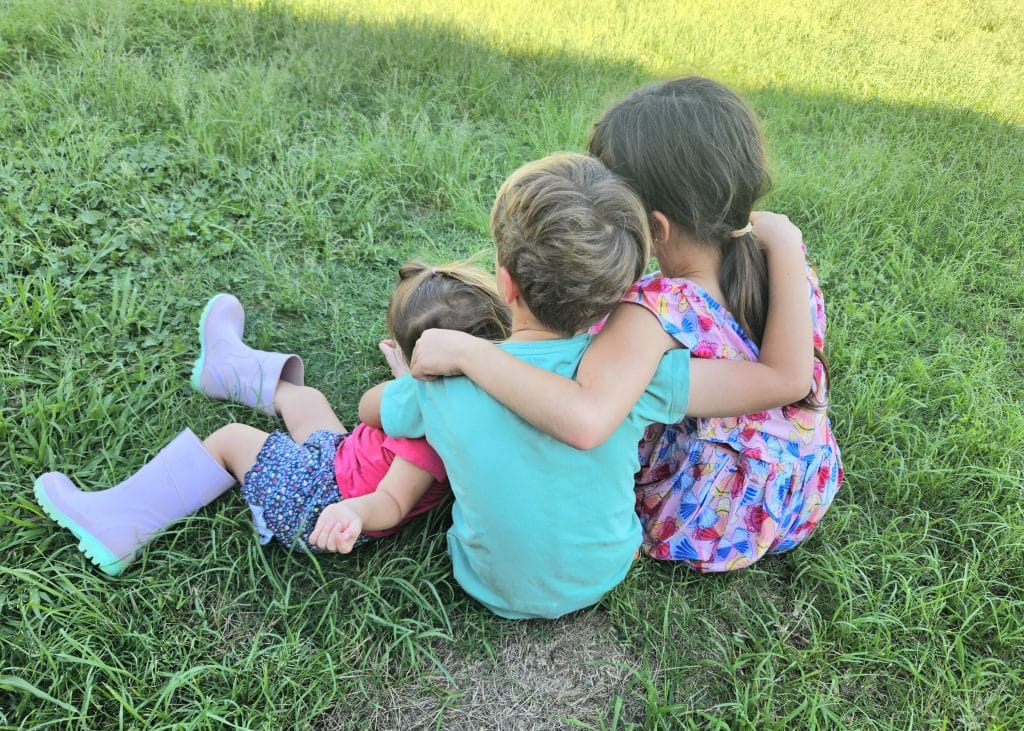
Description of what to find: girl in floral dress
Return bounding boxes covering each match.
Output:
[409,76,843,571]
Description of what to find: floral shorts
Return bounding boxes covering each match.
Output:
[241,429,367,553]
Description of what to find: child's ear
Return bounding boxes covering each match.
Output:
[649,211,671,244]
[498,266,520,304]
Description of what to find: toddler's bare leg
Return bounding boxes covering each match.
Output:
[273,381,346,444]
[204,423,271,483]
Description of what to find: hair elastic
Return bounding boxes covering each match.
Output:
[729,222,753,238]
[431,268,438,275]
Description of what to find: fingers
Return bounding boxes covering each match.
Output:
[408,349,439,381]
[379,339,411,378]
[309,515,361,553]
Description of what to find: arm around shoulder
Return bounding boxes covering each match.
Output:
[411,306,677,450]
[686,212,814,418]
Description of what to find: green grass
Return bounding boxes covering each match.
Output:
[2,0,1023,727]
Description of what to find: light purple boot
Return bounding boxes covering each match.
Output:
[33,428,236,576]
[190,293,304,416]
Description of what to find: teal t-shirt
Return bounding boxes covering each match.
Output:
[381,334,690,619]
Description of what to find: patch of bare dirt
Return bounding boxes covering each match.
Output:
[320,612,643,730]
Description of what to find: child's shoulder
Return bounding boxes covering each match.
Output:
[627,273,717,315]
[631,272,700,297]
[625,273,740,351]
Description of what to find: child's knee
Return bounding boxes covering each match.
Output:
[204,423,257,458]
[297,385,329,406]
[208,422,248,442]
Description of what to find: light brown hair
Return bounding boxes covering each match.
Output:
[490,152,649,336]
[387,260,512,363]
[589,76,827,407]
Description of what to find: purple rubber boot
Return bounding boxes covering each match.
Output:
[33,428,236,576]
[190,294,304,416]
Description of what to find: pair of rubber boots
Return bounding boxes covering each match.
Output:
[33,294,304,576]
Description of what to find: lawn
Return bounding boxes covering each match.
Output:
[1,0,1022,728]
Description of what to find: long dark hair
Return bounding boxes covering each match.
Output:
[588,76,827,408]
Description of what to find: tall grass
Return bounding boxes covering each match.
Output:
[1,0,1022,728]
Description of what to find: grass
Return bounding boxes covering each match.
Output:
[1,0,1022,727]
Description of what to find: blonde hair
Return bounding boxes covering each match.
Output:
[490,153,650,336]
[387,260,512,363]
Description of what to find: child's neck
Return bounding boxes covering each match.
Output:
[506,307,564,342]
[658,234,725,304]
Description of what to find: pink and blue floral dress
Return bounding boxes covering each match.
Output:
[626,260,843,572]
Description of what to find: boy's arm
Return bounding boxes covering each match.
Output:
[684,212,813,417]
[411,305,677,450]
[357,382,389,429]
[308,456,434,553]
[409,211,814,444]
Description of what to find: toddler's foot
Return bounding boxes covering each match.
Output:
[34,429,236,576]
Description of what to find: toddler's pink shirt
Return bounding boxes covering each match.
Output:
[333,423,449,538]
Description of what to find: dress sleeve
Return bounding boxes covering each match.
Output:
[626,276,702,350]
[380,376,426,439]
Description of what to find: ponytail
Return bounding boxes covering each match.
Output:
[721,230,829,410]
[719,230,768,349]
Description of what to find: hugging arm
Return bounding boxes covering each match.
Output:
[410,306,675,450]
[685,212,813,416]
[410,212,813,448]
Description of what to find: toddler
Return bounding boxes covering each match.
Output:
[34,261,510,575]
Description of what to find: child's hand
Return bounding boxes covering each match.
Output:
[750,211,802,252]
[308,502,363,553]
[379,339,410,378]
[409,329,478,380]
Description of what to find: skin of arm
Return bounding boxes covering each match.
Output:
[685,218,813,418]
[357,382,389,429]
[307,456,435,553]
[410,213,813,449]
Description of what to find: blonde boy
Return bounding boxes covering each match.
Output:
[365,153,690,618]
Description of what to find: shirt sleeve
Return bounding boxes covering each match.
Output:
[634,348,691,425]
[383,437,446,483]
[380,376,426,439]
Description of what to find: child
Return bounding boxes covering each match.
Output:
[33,261,511,576]
[410,77,843,572]
[360,151,814,619]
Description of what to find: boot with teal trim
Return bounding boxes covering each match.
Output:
[191,293,304,416]
[33,428,236,576]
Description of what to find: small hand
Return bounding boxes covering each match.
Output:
[750,211,802,252]
[308,502,363,553]
[410,328,477,380]
[379,339,410,378]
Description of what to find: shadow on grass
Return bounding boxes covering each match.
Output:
[2,0,1023,728]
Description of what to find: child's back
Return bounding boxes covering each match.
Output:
[379,153,690,618]
[383,336,688,618]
